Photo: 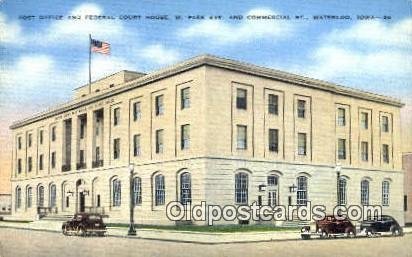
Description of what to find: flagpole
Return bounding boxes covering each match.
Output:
[89,34,92,94]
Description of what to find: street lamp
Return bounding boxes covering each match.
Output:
[128,164,137,236]
[335,163,342,206]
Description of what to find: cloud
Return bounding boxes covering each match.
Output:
[137,44,181,65]
[178,8,295,44]
[0,13,25,44]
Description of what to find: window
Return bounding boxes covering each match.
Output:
[18,137,22,149]
[181,125,190,150]
[16,187,21,209]
[113,138,120,159]
[298,133,307,155]
[268,129,279,152]
[338,139,346,160]
[113,108,120,126]
[382,116,389,132]
[181,87,190,109]
[95,147,100,161]
[80,118,86,139]
[133,102,141,121]
[155,174,165,206]
[155,95,164,116]
[51,126,56,141]
[49,184,56,207]
[38,186,44,207]
[133,135,141,157]
[39,154,43,170]
[79,150,85,164]
[28,134,32,147]
[27,187,32,208]
[180,172,191,204]
[155,129,164,154]
[112,179,121,207]
[361,180,369,205]
[382,181,390,206]
[267,175,279,206]
[382,144,389,163]
[338,178,347,205]
[268,94,278,115]
[39,130,43,144]
[51,152,56,169]
[235,172,248,204]
[361,112,368,129]
[296,176,308,205]
[361,142,369,161]
[337,108,346,126]
[17,159,22,174]
[297,100,306,118]
[236,89,247,110]
[133,177,142,206]
[237,125,247,150]
[405,195,408,211]
[28,157,32,172]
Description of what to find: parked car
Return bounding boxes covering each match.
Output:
[62,213,106,236]
[301,215,356,239]
[360,215,403,237]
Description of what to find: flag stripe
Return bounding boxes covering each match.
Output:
[91,39,110,55]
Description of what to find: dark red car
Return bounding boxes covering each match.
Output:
[62,213,106,236]
[301,215,356,239]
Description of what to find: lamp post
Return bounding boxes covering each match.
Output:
[128,164,136,236]
[335,163,341,206]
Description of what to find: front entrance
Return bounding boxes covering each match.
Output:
[79,192,85,212]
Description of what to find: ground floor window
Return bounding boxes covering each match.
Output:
[133,177,142,206]
[27,187,32,208]
[49,184,56,207]
[361,180,369,205]
[338,178,347,205]
[180,172,191,204]
[235,172,248,204]
[382,181,390,206]
[38,185,44,207]
[267,175,279,206]
[296,176,308,205]
[16,187,22,209]
[112,179,121,207]
[155,174,165,206]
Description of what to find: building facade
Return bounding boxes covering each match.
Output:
[403,153,412,224]
[10,55,404,225]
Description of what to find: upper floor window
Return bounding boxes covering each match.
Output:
[382,116,389,132]
[338,178,347,205]
[268,94,278,115]
[28,134,32,147]
[297,100,306,118]
[113,108,120,126]
[133,102,141,121]
[180,172,192,205]
[361,141,369,162]
[337,108,346,126]
[361,180,369,205]
[155,174,165,206]
[17,159,22,174]
[298,133,307,156]
[155,95,164,116]
[181,87,190,109]
[268,129,279,152]
[51,152,56,169]
[382,144,390,163]
[39,154,44,170]
[155,129,164,154]
[382,181,390,206]
[361,112,368,129]
[236,125,247,150]
[113,138,120,159]
[18,137,22,150]
[112,179,121,207]
[39,130,43,145]
[80,117,86,139]
[95,147,100,162]
[235,172,248,204]
[338,138,346,160]
[181,125,190,150]
[133,134,141,157]
[28,157,32,172]
[296,176,308,205]
[133,177,142,206]
[51,126,56,142]
[79,150,85,165]
[236,89,247,110]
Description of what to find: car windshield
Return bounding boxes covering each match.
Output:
[88,215,102,221]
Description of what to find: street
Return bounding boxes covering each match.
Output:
[0,228,411,257]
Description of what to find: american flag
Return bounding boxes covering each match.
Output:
[91,38,110,55]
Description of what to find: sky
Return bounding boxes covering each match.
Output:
[0,0,411,193]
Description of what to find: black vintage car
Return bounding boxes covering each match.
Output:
[360,215,403,237]
[62,213,107,236]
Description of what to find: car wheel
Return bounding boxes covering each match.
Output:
[320,230,328,239]
[366,229,374,237]
[391,226,401,237]
[77,227,86,237]
[346,229,355,238]
[301,234,310,240]
[62,226,68,236]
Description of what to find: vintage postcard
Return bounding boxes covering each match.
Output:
[0,1,411,256]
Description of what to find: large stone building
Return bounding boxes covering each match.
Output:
[403,153,412,224]
[9,55,405,225]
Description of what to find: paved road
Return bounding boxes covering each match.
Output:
[0,228,411,257]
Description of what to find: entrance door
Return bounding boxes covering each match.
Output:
[79,192,85,212]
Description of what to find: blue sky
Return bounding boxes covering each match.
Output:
[0,0,411,131]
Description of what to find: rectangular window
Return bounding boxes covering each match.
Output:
[17,137,22,150]
[113,138,120,159]
[155,129,164,154]
[28,157,32,172]
[17,159,22,174]
[361,112,368,129]
[79,150,85,164]
[39,130,43,145]
[268,129,279,152]
[382,181,390,206]
[51,152,56,169]
[405,195,408,211]
[382,116,389,132]
[51,126,56,141]
[133,134,141,156]
[338,139,346,160]
[80,118,86,139]
[236,125,247,150]
[298,133,307,155]
[133,102,141,121]
[113,108,120,126]
[268,94,278,115]
[382,144,389,163]
[361,141,369,161]
[95,147,100,161]
[297,100,306,118]
[236,89,247,110]
[181,87,190,109]
[39,154,43,170]
[155,175,165,206]
[337,108,346,126]
[28,134,32,147]
[155,95,164,116]
[181,125,190,150]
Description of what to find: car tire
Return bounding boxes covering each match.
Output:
[320,230,328,239]
[346,229,355,238]
[301,234,310,240]
[366,229,374,237]
[391,226,401,237]
[62,226,69,236]
[77,227,86,237]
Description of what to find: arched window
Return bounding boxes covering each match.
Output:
[37,185,44,207]
[155,174,165,206]
[235,172,248,204]
[27,187,32,208]
[338,178,347,205]
[382,181,390,206]
[49,184,56,207]
[267,175,279,206]
[180,172,191,204]
[361,180,369,205]
[296,176,308,205]
[112,179,121,207]
[133,177,142,206]
[16,187,22,209]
